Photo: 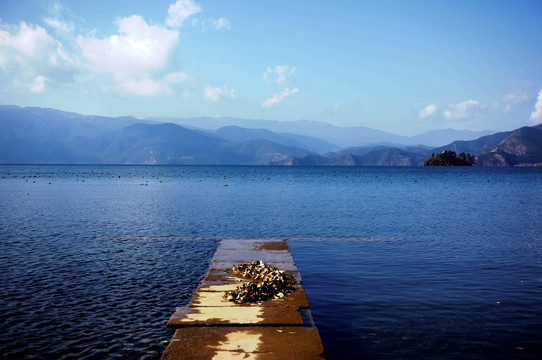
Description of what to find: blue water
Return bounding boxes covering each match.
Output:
[1,165,541,359]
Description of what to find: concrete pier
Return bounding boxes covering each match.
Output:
[161,238,325,359]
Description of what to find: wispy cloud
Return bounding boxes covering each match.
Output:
[263,65,296,85]
[46,0,64,17]
[261,65,299,108]
[192,17,231,31]
[262,88,299,109]
[42,17,74,35]
[529,89,542,123]
[444,99,483,120]
[204,86,236,102]
[166,0,201,28]
[41,0,77,37]
[502,92,530,112]
[419,104,438,119]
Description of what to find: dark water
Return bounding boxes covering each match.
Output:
[1,165,541,359]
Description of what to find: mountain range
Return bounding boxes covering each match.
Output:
[148,116,494,148]
[1,105,541,166]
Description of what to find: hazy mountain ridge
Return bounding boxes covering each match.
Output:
[0,106,315,165]
[281,125,542,166]
[148,116,493,148]
[214,126,339,154]
[2,105,541,166]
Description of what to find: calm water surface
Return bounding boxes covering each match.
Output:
[1,165,541,359]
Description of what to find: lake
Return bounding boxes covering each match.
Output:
[1,165,541,359]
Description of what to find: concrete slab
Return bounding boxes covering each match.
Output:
[162,239,322,359]
[161,326,324,360]
[211,250,295,264]
[196,282,244,292]
[167,306,303,327]
[252,240,290,251]
[218,239,288,251]
[210,261,298,272]
[189,287,309,308]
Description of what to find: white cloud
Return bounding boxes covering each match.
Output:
[0,1,228,97]
[116,72,187,96]
[262,88,299,109]
[77,15,183,96]
[1,22,51,56]
[263,65,296,85]
[30,75,46,93]
[78,16,178,74]
[444,99,482,120]
[419,104,438,119]
[529,89,542,123]
[166,0,201,28]
[116,77,162,96]
[0,21,77,91]
[204,86,235,102]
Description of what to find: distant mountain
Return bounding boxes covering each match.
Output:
[432,131,513,155]
[430,124,542,166]
[150,116,496,148]
[98,123,231,164]
[149,117,408,147]
[271,147,430,166]
[214,126,339,154]
[329,145,431,157]
[0,105,107,163]
[2,105,540,166]
[0,106,314,165]
[271,125,542,167]
[410,128,495,147]
[226,139,314,165]
[476,126,542,166]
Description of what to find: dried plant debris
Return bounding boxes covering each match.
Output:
[223,260,297,304]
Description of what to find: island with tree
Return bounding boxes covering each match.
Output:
[422,150,476,166]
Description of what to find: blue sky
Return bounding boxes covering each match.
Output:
[1,0,541,135]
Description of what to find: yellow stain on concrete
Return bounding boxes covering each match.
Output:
[184,307,264,324]
[200,284,243,292]
[209,330,262,359]
[192,291,233,307]
[211,353,259,360]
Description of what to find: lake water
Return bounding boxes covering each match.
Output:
[1,165,541,359]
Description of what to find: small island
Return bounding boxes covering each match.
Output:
[422,150,476,166]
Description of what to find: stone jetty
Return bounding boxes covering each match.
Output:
[161,238,325,359]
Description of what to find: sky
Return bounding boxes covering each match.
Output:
[1,0,542,136]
